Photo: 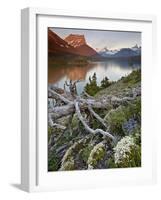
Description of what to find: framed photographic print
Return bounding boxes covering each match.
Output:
[21,8,156,192]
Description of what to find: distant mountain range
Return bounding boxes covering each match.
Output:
[48,29,141,59]
[98,44,141,58]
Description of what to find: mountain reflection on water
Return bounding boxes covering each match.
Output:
[48,59,141,94]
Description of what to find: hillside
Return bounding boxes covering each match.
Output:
[48,70,141,171]
[96,69,141,98]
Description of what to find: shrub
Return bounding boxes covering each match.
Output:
[84,73,113,96]
[48,150,59,171]
[122,69,141,85]
[105,97,141,136]
[87,142,106,169]
[105,107,127,136]
[100,76,111,89]
[106,157,117,168]
[114,136,141,168]
[122,118,138,135]
[80,145,93,163]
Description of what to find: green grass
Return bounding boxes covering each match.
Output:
[105,97,141,136]
[95,69,141,98]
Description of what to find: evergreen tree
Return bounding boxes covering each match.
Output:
[84,73,112,96]
[84,73,100,96]
[100,76,111,89]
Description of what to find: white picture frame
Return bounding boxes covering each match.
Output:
[21,7,157,192]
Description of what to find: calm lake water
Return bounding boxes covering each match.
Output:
[48,60,141,94]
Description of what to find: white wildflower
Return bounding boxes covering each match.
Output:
[114,136,136,165]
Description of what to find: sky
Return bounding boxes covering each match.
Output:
[50,27,141,50]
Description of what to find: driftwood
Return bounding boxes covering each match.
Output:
[48,88,71,104]
[64,80,82,97]
[49,94,138,120]
[87,105,108,129]
[48,113,66,130]
[74,101,115,141]
[48,82,141,141]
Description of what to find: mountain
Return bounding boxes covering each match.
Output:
[114,48,138,57]
[48,29,98,57]
[99,47,118,57]
[98,45,141,58]
[64,34,86,48]
[48,29,141,59]
[65,34,98,57]
[48,29,76,55]
[131,44,141,55]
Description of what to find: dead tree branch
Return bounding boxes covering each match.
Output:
[74,101,115,141]
[48,84,140,144]
[48,88,71,104]
[48,113,66,130]
[48,91,140,120]
[82,91,94,99]
[87,105,108,129]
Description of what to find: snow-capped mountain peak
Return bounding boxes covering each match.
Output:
[99,47,118,57]
[98,45,141,58]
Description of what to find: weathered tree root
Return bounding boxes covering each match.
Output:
[48,85,141,143]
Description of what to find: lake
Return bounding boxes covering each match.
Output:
[48,59,141,94]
